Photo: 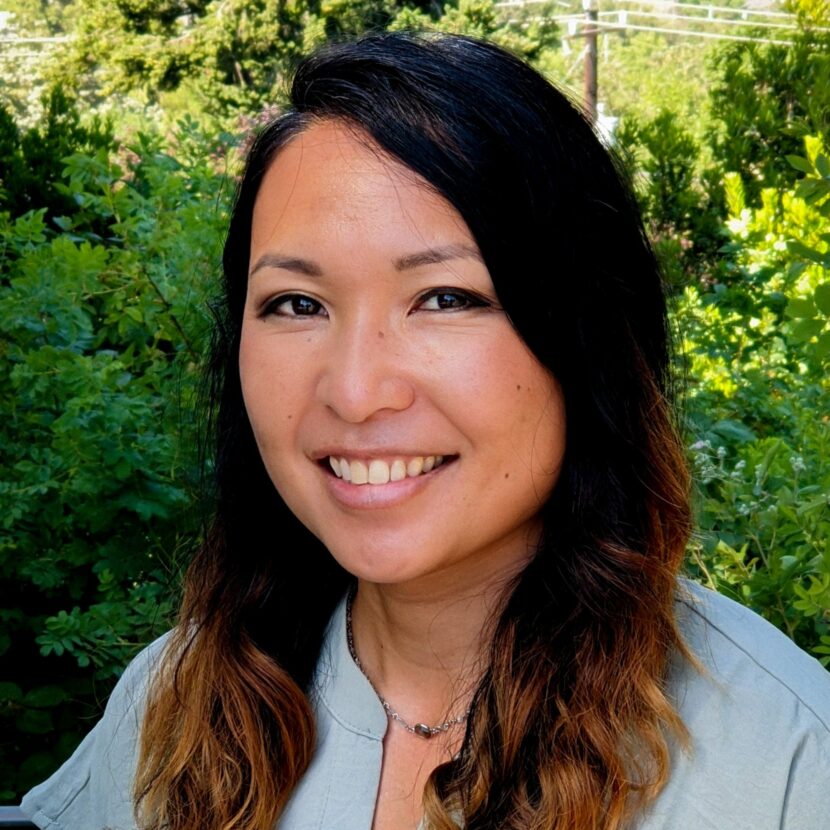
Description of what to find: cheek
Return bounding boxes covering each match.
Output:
[528,383,567,482]
[238,332,298,454]
[482,341,566,477]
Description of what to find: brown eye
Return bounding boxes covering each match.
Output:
[417,289,488,312]
[267,294,326,317]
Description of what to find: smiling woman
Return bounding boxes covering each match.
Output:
[20,31,830,830]
[239,123,565,587]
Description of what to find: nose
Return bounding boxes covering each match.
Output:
[315,319,416,423]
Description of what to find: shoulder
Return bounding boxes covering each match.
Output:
[20,631,174,830]
[676,579,830,731]
[641,581,830,829]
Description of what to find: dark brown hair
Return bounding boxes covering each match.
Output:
[136,31,692,830]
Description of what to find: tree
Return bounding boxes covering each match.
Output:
[35,0,556,122]
[0,109,226,802]
[708,31,830,204]
[0,86,114,224]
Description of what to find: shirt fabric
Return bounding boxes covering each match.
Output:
[20,580,830,829]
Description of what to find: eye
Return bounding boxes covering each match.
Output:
[416,289,489,312]
[264,294,326,317]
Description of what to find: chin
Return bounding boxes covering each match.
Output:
[323,540,445,587]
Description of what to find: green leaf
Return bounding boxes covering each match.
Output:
[787,261,809,280]
[816,154,830,179]
[788,240,827,266]
[23,685,67,708]
[786,154,813,174]
[814,283,830,317]
[815,330,830,359]
[796,179,827,202]
[790,318,825,342]
[787,297,816,319]
[711,419,757,444]
[17,709,52,735]
[19,752,59,787]
[0,682,23,703]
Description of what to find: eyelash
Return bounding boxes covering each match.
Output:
[262,288,490,318]
[264,294,325,318]
[415,288,490,312]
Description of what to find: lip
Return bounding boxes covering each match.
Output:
[311,448,450,463]
[319,456,456,510]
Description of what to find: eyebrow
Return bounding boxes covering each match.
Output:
[248,243,483,279]
[248,254,323,278]
[393,243,483,271]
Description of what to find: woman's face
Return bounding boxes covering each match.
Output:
[239,121,566,591]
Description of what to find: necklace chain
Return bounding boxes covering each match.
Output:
[345,591,471,739]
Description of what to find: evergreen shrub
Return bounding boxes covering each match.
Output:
[0,103,231,800]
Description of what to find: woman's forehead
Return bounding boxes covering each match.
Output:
[261,121,419,201]
[250,121,476,260]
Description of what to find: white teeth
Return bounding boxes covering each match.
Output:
[350,460,369,485]
[390,460,407,481]
[368,459,390,484]
[406,457,424,477]
[328,455,447,484]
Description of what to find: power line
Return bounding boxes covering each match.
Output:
[603,0,797,21]
[597,10,808,32]
[504,1,827,47]
[586,17,799,45]
[508,0,826,124]
[498,0,797,20]
[0,36,72,44]
[543,7,830,34]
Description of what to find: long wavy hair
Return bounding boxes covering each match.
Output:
[135,31,692,830]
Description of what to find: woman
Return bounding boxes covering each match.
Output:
[22,31,830,830]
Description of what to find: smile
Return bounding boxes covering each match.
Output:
[327,455,449,485]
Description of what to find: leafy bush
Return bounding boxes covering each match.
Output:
[0,86,114,223]
[33,0,556,124]
[0,112,230,800]
[707,32,830,204]
[680,138,830,664]
[617,110,724,287]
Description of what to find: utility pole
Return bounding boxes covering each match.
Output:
[583,0,598,124]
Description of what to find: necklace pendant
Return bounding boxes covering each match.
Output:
[346,592,470,741]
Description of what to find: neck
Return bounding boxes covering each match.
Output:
[349,557,527,725]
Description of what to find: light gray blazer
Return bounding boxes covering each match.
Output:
[21,581,830,829]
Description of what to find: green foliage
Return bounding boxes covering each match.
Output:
[0,110,231,800]
[687,429,830,657]
[0,1,79,123]
[539,32,718,144]
[617,110,723,286]
[680,136,830,661]
[429,0,558,61]
[66,0,307,116]
[618,111,700,230]
[708,32,830,204]
[2,0,78,36]
[787,0,830,29]
[33,0,556,123]
[0,86,114,223]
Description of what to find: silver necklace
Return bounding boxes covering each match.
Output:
[345,591,471,739]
